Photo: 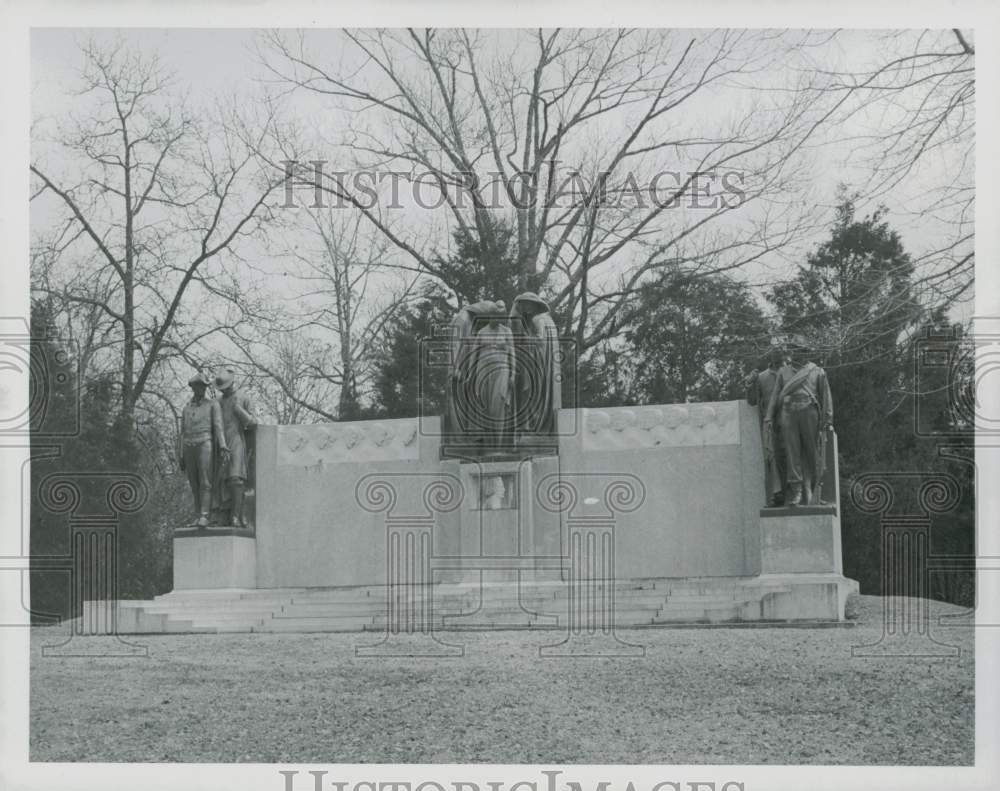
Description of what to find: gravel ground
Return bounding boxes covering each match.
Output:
[29,595,974,764]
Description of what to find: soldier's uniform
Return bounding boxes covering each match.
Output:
[180,374,228,523]
[765,361,833,505]
[212,370,258,526]
[217,388,256,482]
[747,366,785,504]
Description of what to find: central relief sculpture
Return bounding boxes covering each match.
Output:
[445,293,562,458]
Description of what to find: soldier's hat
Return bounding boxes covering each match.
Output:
[512,292,550,314]
[187,371,211,388]
[214,368,236,390]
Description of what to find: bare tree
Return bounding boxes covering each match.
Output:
[217,206,416,421]
[30,37,292,425]
[823,29,974,309]
[260,28,836,350]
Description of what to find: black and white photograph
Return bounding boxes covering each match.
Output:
[1,2,997,790]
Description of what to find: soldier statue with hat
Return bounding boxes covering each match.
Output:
[745,344,791,507]
[212,368,257,527]
[179,371,229,527]
[764,338,834,507]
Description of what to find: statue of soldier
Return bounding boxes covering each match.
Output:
[179,372,228,528]
[212,369,257,527]
[745,346,789,507]
[764,345,834,506]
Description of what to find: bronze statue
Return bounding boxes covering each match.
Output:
[469,301,515,449]
[179,372,228,528]
[212,369,257,527]
[746,346,789,507]
[764,347,834,506]
[510,292,561,439]
[447,299,504,441]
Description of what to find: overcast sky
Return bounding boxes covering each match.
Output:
[28,27,974,348]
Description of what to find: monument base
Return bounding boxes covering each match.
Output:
[173,527,257,590]
[749,573,858,621]
[753,507,857,620]
[759,505,842,575]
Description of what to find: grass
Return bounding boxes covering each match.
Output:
[28,595,973,764]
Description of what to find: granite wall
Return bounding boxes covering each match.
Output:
[254,417,446,588]
[252,400,767,588]
[557,401,765,579]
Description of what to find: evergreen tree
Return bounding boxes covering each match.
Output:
[768,195,972,605]
[624,269,770,404]
[29,299,179,622]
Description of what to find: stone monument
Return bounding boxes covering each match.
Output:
[100,335,856,631]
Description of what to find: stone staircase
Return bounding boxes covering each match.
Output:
[91,577,796,634]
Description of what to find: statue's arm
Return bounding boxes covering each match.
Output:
[212,401,230,453]
[764,372,781,424]
[234,396,257,430]
[819,370,834,429]
[505,329,516,402]
[177,408,186,469]
[452,312,474,380]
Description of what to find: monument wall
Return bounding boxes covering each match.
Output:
[254,418,444,588]
[559,400,765,579]
[251,400,766,589]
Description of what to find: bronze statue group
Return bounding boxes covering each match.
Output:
[745,341,834,507]
[179,369,256,528]
[446,292,562,455]
[178,302,832,524]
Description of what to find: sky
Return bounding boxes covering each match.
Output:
[27,26,975,382]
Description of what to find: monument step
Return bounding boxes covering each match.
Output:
[386,596,665,611]
[287,593,389,605]
[151,596,293,610]
[284,592,670,611]
[153,588,260,599]
[268,610,383,621]
[662,595,758,606]
[92,577,803,633]
[142,602,284,618]
[379,610,659,627]
[236,588,312,599]
[167,612,273,625]
[144,611,280,624]
[183,621,262,631]
[367,603,663,618]
[652,605,745,623]
[254,616,378,633]
[161,619,220,633]
[377,617,547,629]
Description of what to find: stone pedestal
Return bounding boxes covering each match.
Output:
[173,528,257,590]
[442,457,563,584]
[753,506,858,620]
[760,505,843,574]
